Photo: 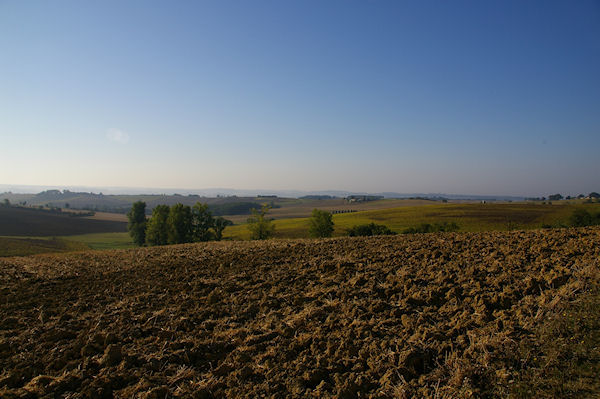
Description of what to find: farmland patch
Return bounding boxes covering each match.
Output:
[0,228,599,397]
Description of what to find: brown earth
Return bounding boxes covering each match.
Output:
[0,228,599,398]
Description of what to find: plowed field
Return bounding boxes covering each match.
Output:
[1,228,599,398]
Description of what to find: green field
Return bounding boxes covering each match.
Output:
[0,233,133,257]
[222,198,443,224]
[223,202,600,240]
[60,232,134,250]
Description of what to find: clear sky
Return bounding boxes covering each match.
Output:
[1,1,599,196]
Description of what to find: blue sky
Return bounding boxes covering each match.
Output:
[1,1,599,196]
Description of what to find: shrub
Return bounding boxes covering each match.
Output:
[308,209,334,238]
[247,204,275,240]
[403,222,459,234]
[569,209,600,227]
[347,223,396,237]
[213,216,233,241]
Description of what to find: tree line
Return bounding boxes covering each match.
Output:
[249,207,397,239]
[130,203,470,244]
[127,201,232,246]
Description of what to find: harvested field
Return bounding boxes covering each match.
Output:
[1,228,599,398]
[0,207,127,237]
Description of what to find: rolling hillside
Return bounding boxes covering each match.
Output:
[223,202,600,240]
[0,237,89,257]
[0,206,127,236]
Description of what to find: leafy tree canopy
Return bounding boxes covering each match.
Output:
[247,204,275,240]
[192,202,214,242]
[308,209,334,238]
[127,201,147,246]
[167,203,193,244]
[347,223,396,237]
[146,204,170,246]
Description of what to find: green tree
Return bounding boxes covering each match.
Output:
[247,204,275,240]
[146,205,170,246]
[213,216,232,241]
[308,209,334,238]
[347,223,396,237]
[127,201,147,246]
[167,203,193,244]
[191,202,214,242]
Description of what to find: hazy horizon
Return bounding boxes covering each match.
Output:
[2,1,599,196]
[0,183,590,200]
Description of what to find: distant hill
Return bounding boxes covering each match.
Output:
[298,195,338,200]
[0,184,528,202]
[0,190,281,215]
[0,188,526,215]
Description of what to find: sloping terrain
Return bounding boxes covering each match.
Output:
[0,229,599,398]
[0,207,127,236]
[223,202,600,239]
[0,237,89,257]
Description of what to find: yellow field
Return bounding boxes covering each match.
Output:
[223,202,600,240]
[222,198,450,224]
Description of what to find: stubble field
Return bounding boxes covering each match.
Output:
[1,228,599,398]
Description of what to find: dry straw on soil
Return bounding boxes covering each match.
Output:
[0,228,599,398]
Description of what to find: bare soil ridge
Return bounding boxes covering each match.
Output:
[1,228,599,398]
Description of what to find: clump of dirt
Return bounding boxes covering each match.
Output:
[0,228,599,398]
